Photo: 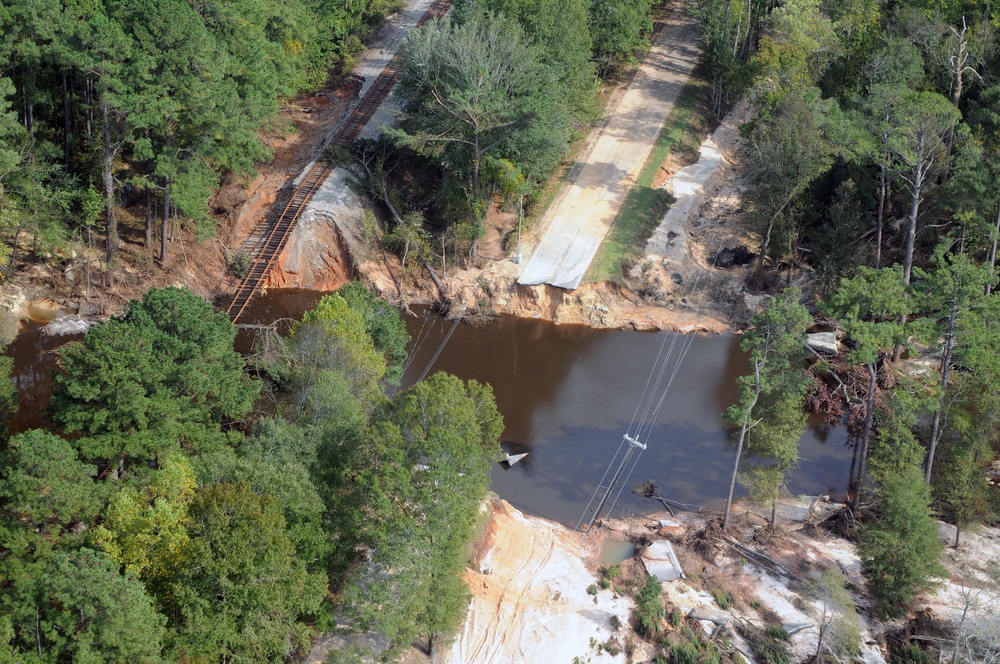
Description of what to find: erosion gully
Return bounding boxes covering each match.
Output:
[6,289,853,528]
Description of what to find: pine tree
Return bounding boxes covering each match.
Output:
[823,266,911,506]
[723,287,811,531]
[858,465,944,618]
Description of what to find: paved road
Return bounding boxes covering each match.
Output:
[517,5,699,290]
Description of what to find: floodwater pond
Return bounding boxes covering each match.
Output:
[4,289,854,528]
[392,308,852,527]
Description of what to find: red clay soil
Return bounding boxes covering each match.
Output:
[20,76,364,317]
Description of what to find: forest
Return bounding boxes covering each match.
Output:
[0,0,662,661]
[697,0,1000,649]
[0,283,505,661]
[0,0,658,282]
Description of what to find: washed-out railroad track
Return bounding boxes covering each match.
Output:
[227,0,450,322]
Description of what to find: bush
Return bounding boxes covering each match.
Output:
[670,642,699,664]
[325,645,376,663]
[587,584,599,596]
[889,644,933,664]
[632,577,664,637]
[738,622,792,664]
[711,589,734,610]
[226,249,252,279]
[764,625,790,641]
[602,565,623,580]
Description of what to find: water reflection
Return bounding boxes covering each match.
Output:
[397,310,854,527]
[4,321,83,435]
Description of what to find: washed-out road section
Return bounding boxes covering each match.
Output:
[517,5,699,290]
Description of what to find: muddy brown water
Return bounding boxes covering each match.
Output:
[5,321,82,435]
[395,308,853,527]
[4,289,854,527]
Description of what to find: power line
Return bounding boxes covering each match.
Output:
[416,317,459,384]
[578,225,730,533]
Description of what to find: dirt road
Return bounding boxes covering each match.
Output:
[517,3,700,290]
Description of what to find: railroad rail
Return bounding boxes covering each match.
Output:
[227,0,451,322]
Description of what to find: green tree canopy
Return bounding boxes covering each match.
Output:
[343,373,503,654]
[0,429,104,547]
[473,0,597,123]
[288,292,387,423]
[587,0,656,78]
[0,547,167,663]
[49,287,259,475]
[391,7,572,229]
[337,281,410,385]
[167,482,326,663]
[91,454,197,597]
[744,89,837,270]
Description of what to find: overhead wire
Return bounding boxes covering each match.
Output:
[389,307,437,397]
[578,220,732,532]
[416,317,460,384]
[626,330,673,438]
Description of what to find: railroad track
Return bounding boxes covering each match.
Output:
[227,0,451,322]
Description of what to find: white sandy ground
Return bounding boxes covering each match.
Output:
[923,523,1000,659]
[442,500,632,664]
[442,494,999,664]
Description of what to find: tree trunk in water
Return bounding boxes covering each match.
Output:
[852,363,878,508]
[101,97,116,281]
[161,178,171,264]
[145,188,153,248]
[723,359,762,532]
[926,302,956,484]
[722,418,748,533]
[847,432,860,496]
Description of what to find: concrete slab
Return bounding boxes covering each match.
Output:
[642,539,686,582]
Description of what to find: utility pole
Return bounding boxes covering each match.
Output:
[577,434,647,534]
